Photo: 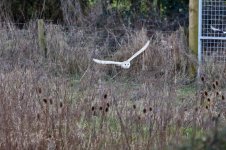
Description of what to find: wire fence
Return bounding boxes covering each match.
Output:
[199,0,226,64]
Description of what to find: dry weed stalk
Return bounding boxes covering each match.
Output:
[1,21,226,149]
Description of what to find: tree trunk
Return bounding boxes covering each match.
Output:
[78,0,89,16]
[153,0,160,14]
[101,0,109,16]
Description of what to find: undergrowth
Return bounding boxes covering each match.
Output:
[0,22,226,149]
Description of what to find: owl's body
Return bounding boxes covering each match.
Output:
[93,40,150,69]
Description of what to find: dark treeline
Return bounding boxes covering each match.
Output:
[0,0,188,30]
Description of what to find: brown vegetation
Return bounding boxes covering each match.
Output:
[0,21,226,149]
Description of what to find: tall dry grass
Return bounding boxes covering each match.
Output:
[0,21,226,149]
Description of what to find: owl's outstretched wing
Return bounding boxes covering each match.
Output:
[211,26,226,34]
[127,40,150,62]
[93,59,122,66]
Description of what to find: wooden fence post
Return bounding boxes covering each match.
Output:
[189,0,198,78]
[38,19,47,58]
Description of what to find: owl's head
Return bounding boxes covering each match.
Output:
[121,61,130,69]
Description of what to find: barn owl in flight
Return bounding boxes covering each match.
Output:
[211,25,226,34]
[93,40,150,69]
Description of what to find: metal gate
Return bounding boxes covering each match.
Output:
[198,0,226,64]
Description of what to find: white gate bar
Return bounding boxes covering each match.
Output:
[200,36,226,40]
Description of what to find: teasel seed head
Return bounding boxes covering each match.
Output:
[104,94,107,99]
[149,107,152,111]
[60,102,63,108]
[133,104,136,109]
[215,80,219,86]
[212,83,216,89]
[201,76,205,82]
[91,106,95,111]
[105,107,109,112]
[37,87,42,94]
[143,108,147,114]
[43,98,47,104]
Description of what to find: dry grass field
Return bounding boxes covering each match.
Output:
[1,22,226,150]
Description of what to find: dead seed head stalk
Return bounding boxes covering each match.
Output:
[143,108,147,114]
[105,107,109,112]
[149,107,152,111]
[43,98,47,103]
[133,104,136,109]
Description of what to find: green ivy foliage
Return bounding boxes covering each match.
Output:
[160,0,189,17]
